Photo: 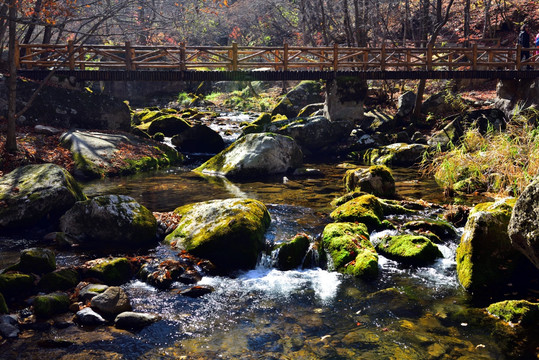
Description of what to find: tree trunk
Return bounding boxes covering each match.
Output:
[464,0,470,46]
[482,0,492,38]
[6,0,17,153]
[22,0,43,44]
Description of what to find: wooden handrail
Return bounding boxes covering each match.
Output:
[13,42,539,72]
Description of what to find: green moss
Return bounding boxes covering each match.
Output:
[253,113,272,125]
[72,151,105,179]
[330,194,384,230]
[375,235,443,265]
[165,198,271,273]
[38,268,80,292]
[19,248,56,274]
[86,257,132,286]
[487,300,539,326]
[275,234,311,270]
[322,222,378,279]
[33,292,70,318]
[0,273,35,296]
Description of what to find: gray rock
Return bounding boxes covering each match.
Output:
[60,195,157,248]
[114,311,160,330]
[75,307,106,326]
[34,125,61,135]
[78,284,109,302]
[195,133,303,179]
[90,286,132,317]
[0,164,86,229]
[343,165,395,198]
[0,315,19,339]
[396,91,416,117]
[171,124,225,153]
[60,130,180,180]
[361,143,429,167]
[509,177,539,270]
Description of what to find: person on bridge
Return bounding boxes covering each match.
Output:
[518,24,531,69]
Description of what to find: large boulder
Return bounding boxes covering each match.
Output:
[194,133,303,179]
[456,198,529,294]
[321,222,378,278]
[0,273,35,298]
[8,79,131,130]
[272,81,324,118]
[396,91,416,118]
[33,292,70,318]
[18,248,56,274]
[0,164,86,229]
[274,234,311,271]
[360,143,429,167]
[147,114,191,136]
[60,195,157,248]
[164,198,271,274]
[487,300,539,326]
[171,124,225,153]
[508,177,539,270]
[60,130,180,180]
[81,257,134,286]
[343,165,395,198]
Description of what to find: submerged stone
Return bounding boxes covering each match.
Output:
[375,235,443,265]
[322,222,378,278]
[0,164,86,229]
[115,311,160,330]
[165,198,271,274]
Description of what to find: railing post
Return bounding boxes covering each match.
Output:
[380,42,386,71]
[363,50,368,70]
[333,43,338,71]
[516,44,521,70]
[14,41,20,70]
[426,44,433,70]
[274,49,280,71]
[283,43,289,71]
[68,40,75,70]
[472,43,478,70]
[406,49,411,71]
[232,42,238,71]
[125,42,133,70]
[180,42,186,71]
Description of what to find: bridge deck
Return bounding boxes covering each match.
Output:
[15,42,539,81]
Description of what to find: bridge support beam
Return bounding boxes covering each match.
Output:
[324,77,368,122]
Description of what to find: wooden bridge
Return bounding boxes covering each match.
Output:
[15,42,539,81]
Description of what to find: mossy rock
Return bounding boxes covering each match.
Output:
[147,114,191,136]
[0,273,36,297]
[38,268,80,292]
[453,177,487,194]
[487,300,539,326]
[402,219,457,241]
[0,293,8,314]
[344,165,395,198]
[360,143,429,167]
[33,292,70,318]
[84,257,133,286]
[165,198,271,274]
[456,198,526,294]
[331,191,367,207]
[0,164,86,228]
[152,132,165,142]
[330,194,384,231]
[322,222,378,278]
[60,195,157,248]
[171,124,225,153]
[275,234,311,270]
[19,248,56,275]
[271,80,323,118]
[375,235,443,265]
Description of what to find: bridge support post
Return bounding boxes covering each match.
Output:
[324,76,368,122]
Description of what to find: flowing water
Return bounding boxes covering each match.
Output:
[0,112,526,359]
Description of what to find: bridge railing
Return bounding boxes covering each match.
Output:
[15,42,539,72]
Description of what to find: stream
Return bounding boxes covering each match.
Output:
[0,112,522,359]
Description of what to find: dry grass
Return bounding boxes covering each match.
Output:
[424,109,539,197]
